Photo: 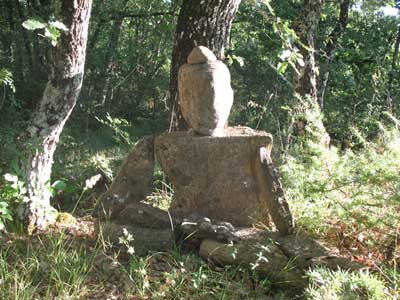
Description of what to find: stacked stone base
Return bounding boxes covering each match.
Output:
[94,129,361,289]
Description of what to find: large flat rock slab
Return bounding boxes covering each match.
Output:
[97,221,175,256]
[155,126,273,226]
[199,238,306,289]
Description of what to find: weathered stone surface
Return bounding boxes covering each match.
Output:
[187,46,217,64]
[198,231,363,289]
[180,213,239,243]
[277,234,328,265]
[254,147,294,235]
[307,256,363,271]
[115,202,175,229]
[97,222,175,256]
[277,234,363,270]
[199,238,306,289]
[178,46,233,136]
[95,136,154,217]
[155,127,273,226]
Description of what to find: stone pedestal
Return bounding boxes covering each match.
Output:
[155,126,273,226]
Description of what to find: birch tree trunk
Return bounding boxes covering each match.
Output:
[169,0,241,130]
[24,0,93,232]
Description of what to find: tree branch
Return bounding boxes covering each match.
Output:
[102,11,176,21]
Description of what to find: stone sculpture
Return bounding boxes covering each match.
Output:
[94,46,363,282]
[178,46,233,136]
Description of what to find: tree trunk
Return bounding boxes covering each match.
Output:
[318,0,351,110]
[292,0,330,146]
[295,0,322,100]
[24,0,93,232]
[96,0,129,107]
[15,0,34,70]
[98,17,124,107]
[0,1,12,63]
[169,0,241,131]
[5,0,26,85]
[386,25,400,112]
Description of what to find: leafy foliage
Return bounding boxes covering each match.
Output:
[281,116,400,267]
[0,174,27,231]
[22,18,68,46]
[0,69,15,93]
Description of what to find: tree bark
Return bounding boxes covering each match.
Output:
[294,0,323,100]
[24,0,93,232]
[318,0,351,110]
[292,0,330,146]
[169,0,241,131]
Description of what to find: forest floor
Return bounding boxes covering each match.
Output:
[0,203,398,300]
[0,215,300,300]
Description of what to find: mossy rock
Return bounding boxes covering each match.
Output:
[56,212,77,225]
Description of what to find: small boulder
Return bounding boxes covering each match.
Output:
[178,46,233,136]
[199,238,307,289]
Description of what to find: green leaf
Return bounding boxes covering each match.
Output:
[231,55,245,67]
[4,173,18,183]
[277,62,288,74]
[0,69,15,92]
[3,214,13,221]
[22,19,46,31]
[52,180,67,191]
[45,26,61,46]
[49,20,68,31]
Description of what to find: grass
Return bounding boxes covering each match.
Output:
[278,122,400,298]
[0,231,99,299]
[0,225,296,300]
[281,125,400,256]
[305,267,390,300]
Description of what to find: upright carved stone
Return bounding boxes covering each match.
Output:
[178,46,233,136]
[94,136,154,217]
